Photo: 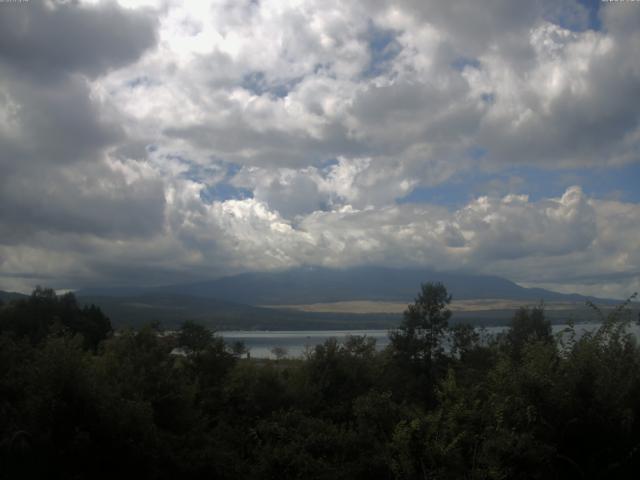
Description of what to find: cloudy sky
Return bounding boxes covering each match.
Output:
[0,0,639,297]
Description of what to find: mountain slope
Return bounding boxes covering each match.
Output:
[73,267,614,329]
[0,290,28,303]
[146,266,598,305]
[78,293,399,330]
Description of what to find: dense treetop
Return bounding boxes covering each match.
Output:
[1,284,639,479]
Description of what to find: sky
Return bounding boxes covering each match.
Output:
[0,0,639,298]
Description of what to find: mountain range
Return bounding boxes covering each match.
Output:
[78,266,598,304]
[3,267,617,330]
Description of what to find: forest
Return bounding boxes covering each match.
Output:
[1,284,640,479]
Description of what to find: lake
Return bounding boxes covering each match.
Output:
[221,329,391,359]
[221,323,640,359]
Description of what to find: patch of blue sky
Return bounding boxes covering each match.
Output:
[568,163,640,203]
[185,160,254,203]
[241,71,302,98]
[362,23,401,78]
[451,57,481,72]
[577,0,603,31]
[181,162,223,183]
[546,0,602,32]
[468,147,487,160]
[397,162,640,208]
[200,183,253,203]
[480,92,495,104]
[397,184,469,208]
[498,163,640,203]
[125,76,157,89]
[226,162,242,177]
[317,157,340,171]
[314,62,329,73]
[179,158,246,187]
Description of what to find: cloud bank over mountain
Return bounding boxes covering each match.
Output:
[0,0,639,297]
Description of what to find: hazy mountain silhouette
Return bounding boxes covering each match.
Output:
[3,268,617,329]
[0,290,27,303]
[78,266,603,305]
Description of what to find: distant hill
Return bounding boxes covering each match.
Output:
[0,290,27,303]
[80,266,603,305]
[77,293,399,330]
[6,268,626,331]
[3,288,398,330]
[71,266,617,329]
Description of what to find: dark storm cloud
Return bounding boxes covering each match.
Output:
[0,0,158,78]
[0,71,122,166]
[0,162,166,241]
[0,0,163,242]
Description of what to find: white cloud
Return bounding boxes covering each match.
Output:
[1,0,639,297]
[4,183,639,298]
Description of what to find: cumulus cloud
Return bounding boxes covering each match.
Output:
[458,187,597,260]
[4,182,639,299]
[0,0,161,243]
[0,0,639,297]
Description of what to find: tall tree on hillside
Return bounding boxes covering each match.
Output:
[390,282,452,364]
[387,282,452,405]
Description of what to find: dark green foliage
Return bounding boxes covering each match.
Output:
[392,282,452,356]
[389,282,451,366]
[506,304,552,358]
[1,285,640,479]
[387,282,452,404]
[178,319,214,354]
[302,336,379,421]
[0,287,112,348]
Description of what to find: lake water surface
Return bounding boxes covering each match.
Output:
[222,323,640,359]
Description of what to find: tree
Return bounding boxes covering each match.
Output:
[385,282,452,405]
[178,320,213,356]
[0,287,111,348]
[230,340,249,358]
[450,323,480,359]
[389,282,452,364]
[506,304,551,358]
[271,346,288,360]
